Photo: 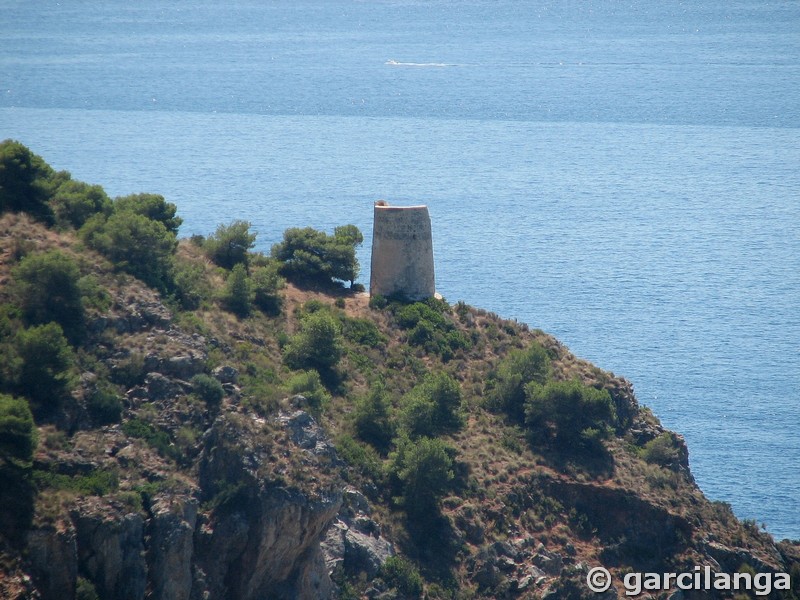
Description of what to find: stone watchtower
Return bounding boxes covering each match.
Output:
[370,201,435,300]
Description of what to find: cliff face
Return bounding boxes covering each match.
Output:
[21,410,344,600]
[0,213,798,600]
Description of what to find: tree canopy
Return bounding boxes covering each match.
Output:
[353,383,394,452]
[488,343,551,422]
[222,263,252,317]
[114,193,182,235]
[0,139,57,223]
[14,323,76,409]
[524,380,616,451]
[204,220,256,269]
[282,310,344,372]
[390,436,454,518]
[399,371,463,438]
[0,394,36,468]
[50,180,112,229]
[81,211,177,291]
[272,225,363,287]
[12,250,85,343]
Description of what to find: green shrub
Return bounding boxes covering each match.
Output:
[286,370,330,415]
[642,432,682,467]
[396,301,447,330]
[75,577,100,600]
[0,140,56,223]
[204,220,256,269]
[524,380,616,451]
[341,317,386,347]
[0,394,37,468]
[51,180,111,229]
[408,319,435,346]
[191,373,225,407]
[398,393,437,439]
[380,556,424,598]
[175,426,198,456]
[251,261,285,314]
[203,481,250,514]
[77,274,112,312]
[271,225,363,287]
[12,250,85,343]
[283,311,344,372]
[15,323,76,409]
[221,263,252,317]
[172,260,211,310]
[393,300,468,360]
[353,383,394,451]
[487,344,550,422]
[368,294,388,310]
[122,418,179,460]
[335,434,384,482]
[86,386,123,425]
[81,211,177,291]
[32,468,118,496]
[114,193,182,235]
[389,436,454,518]
[399,372,462,438]
[303,299,325,314]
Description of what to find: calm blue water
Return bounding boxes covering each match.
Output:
[2,0,798,540]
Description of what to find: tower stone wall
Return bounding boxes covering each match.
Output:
[370,202,435,300]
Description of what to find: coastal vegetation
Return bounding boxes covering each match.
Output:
[0,139,798,599]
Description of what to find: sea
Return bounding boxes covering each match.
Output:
[1,0,798,540]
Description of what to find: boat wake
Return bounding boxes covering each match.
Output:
[385,59,454,68]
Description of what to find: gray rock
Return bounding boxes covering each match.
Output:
[89,316,109,333]
[73,508,147,600]
[164,354,205,379]
[344,528,394,577]
[80,371,98,385]
[147,495,198,600]
[321,521,348,577]
[212,365,239,384]
[492,540,518,560]
[194,487,341,600]
[113,316,133,333]
[144,372,183,401]
[137,301,172,328]
[143,352,161,373]
[321,487,395,582]
[474,561,503,590]
[533,547,564,576]
[498,556,518,572]
[278,409,339,459]
[26,524,78,600]
[294,544,337,600]
[195,414,343,599]
[516,574,533,591]
[343,487,370,515]
[221,382,240,398]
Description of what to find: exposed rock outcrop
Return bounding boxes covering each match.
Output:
[321,487,394,579]
[193,411,344,599]
[26,524,78,600]
[20,404,347,600]
[147,495,198,600]
[72,503,147,600]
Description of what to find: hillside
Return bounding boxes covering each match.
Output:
[0,140,798,600]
